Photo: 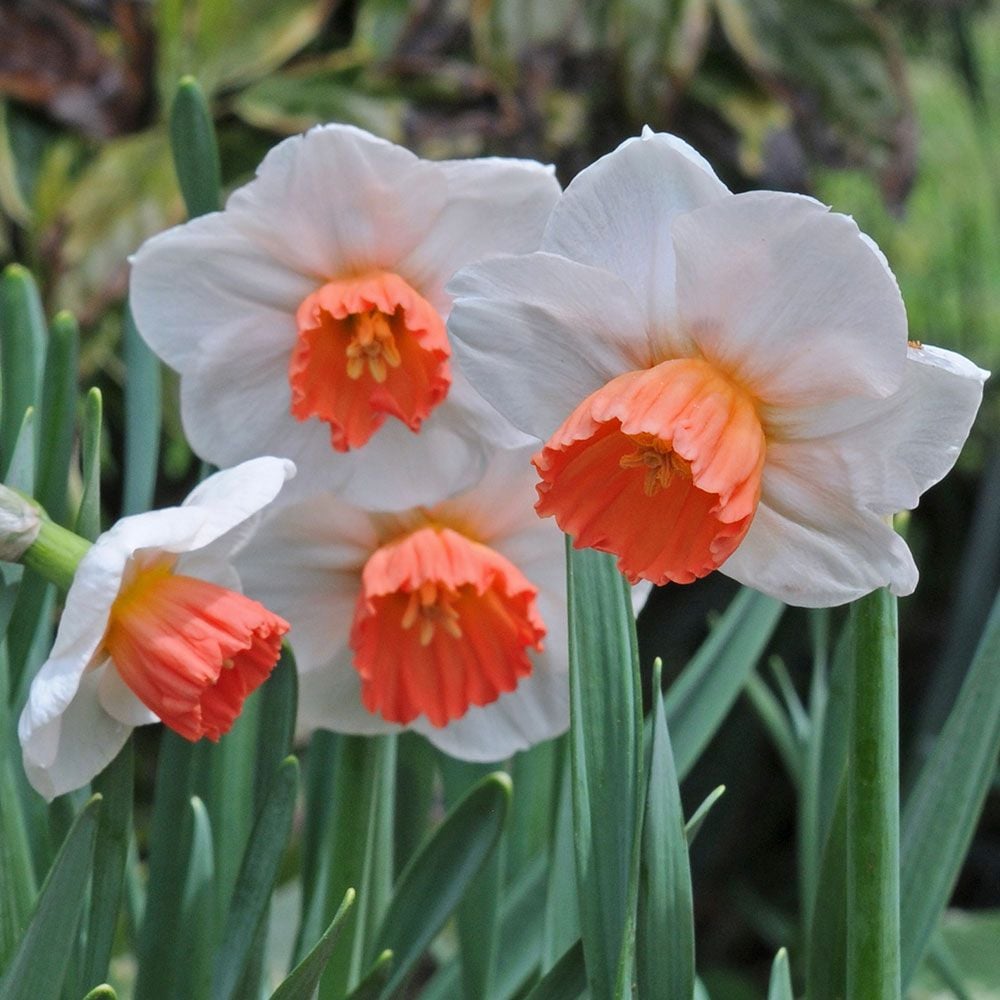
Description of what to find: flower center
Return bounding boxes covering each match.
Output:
[619,434,693,497]
[104,557,289,741]
[290,271,451,451]
[534,357,766,586]
[350,526,545,727]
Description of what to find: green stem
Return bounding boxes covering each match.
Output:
[21,517,91,592]
[847,588,901,999]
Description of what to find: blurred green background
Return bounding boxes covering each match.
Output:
[0,0,997,995]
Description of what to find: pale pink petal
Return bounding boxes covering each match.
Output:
[400,157,561,311]
[721,460,918,607]
[128,214,314,372]
[224,124,447,279]
[543,129,729,352]
[673,192,908,406]
[765,344,988,515]
[447,252,649,440]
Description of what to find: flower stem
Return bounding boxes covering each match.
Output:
[22,517,92,592]
[847,587,901,999]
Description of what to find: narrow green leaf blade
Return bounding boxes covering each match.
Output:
[34,310,78,526]
[0,263,45,475]
[270,889,356,1000]
[566,542,643,1000]
[846,589,900,998]
[344,949,393,1000]
[79,741,134,993]
[169,76,221,218]
[373,771,511,998]
[637,659,695,1000]
[0,795,101,1000]
[685,785,725,845]
[121,305,161,516]
[523,940,587,1000]
[900,589,1000,987]
[83,987,118,1000]
[767,948,793,1000]
[665,587,783,779]
[74,388,103,541]
[211,755,299,1000]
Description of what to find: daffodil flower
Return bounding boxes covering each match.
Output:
[447,129,988,607]
[18,457,294,800]
[129,124,561,508]
[235,447,572,760]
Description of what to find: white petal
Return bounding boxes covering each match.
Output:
[21,668,132,801]
[673,192,908,406]
[225,124,448,279]
[447,252,649,439]
[98,660,159,726]
[234,493,375,669]
[542,130,729,350]
[766,344,988,515]
[399,157,561,311]
[129,213,315,373]
[295,655,400,739]
[721,460,918,607]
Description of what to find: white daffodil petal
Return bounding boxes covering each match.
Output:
[98,660,159,726]
[225,124,448,279]
[129,215,316,372]
[543,130,729,348]
[400,157,561,312]
[447,252,650,439]
[721,462,919,607]
[673,191,908,406]
[295,655,400,739]
[22,669,132,802]
[766,344,988,515]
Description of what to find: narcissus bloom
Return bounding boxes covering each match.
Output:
[447,129,988,607]
[130,124,561,508]
[19,458,294,799]
[235,447,571,760]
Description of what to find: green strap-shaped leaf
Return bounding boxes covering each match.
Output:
[846,588,900,998]
[507,738,559,877]
[420,855,548,1000]
[344,949,393,1000]
[439,757,502,1000]
[255,644,299,810]
[566,542,644,1000]
[121,305,162,516]
[74,388,103,542]
[900,589,1000,988]
[0,264,45,476]
[135,733,198,1000]
[541,744,579,971]
[373,771,512,998]
[79,740,134,993]
[665,587,784,779]
[169,76,221,218]
[0,754,37,971]
[82,987,118,1000]
[34,310,79,526]
[685,785,726,845]
[176,796,216,1000]
[806,777,847,1000]
[270,889,355,1000]
[312,735,395,999]
[767,948,793,1000]
[211,755,299,1000]
[637,659,695,1000]
[0,795,101,1000]
[522,940,587,1000]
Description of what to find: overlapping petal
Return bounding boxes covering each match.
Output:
[18,457,294,799]
[235,446,571,760]
[446,252,649,439]
[672,191,908,406]
[130,123,561,509]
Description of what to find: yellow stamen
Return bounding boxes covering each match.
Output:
[619,434,692,497]
[401,582,463,646]
[345,310,403,383]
